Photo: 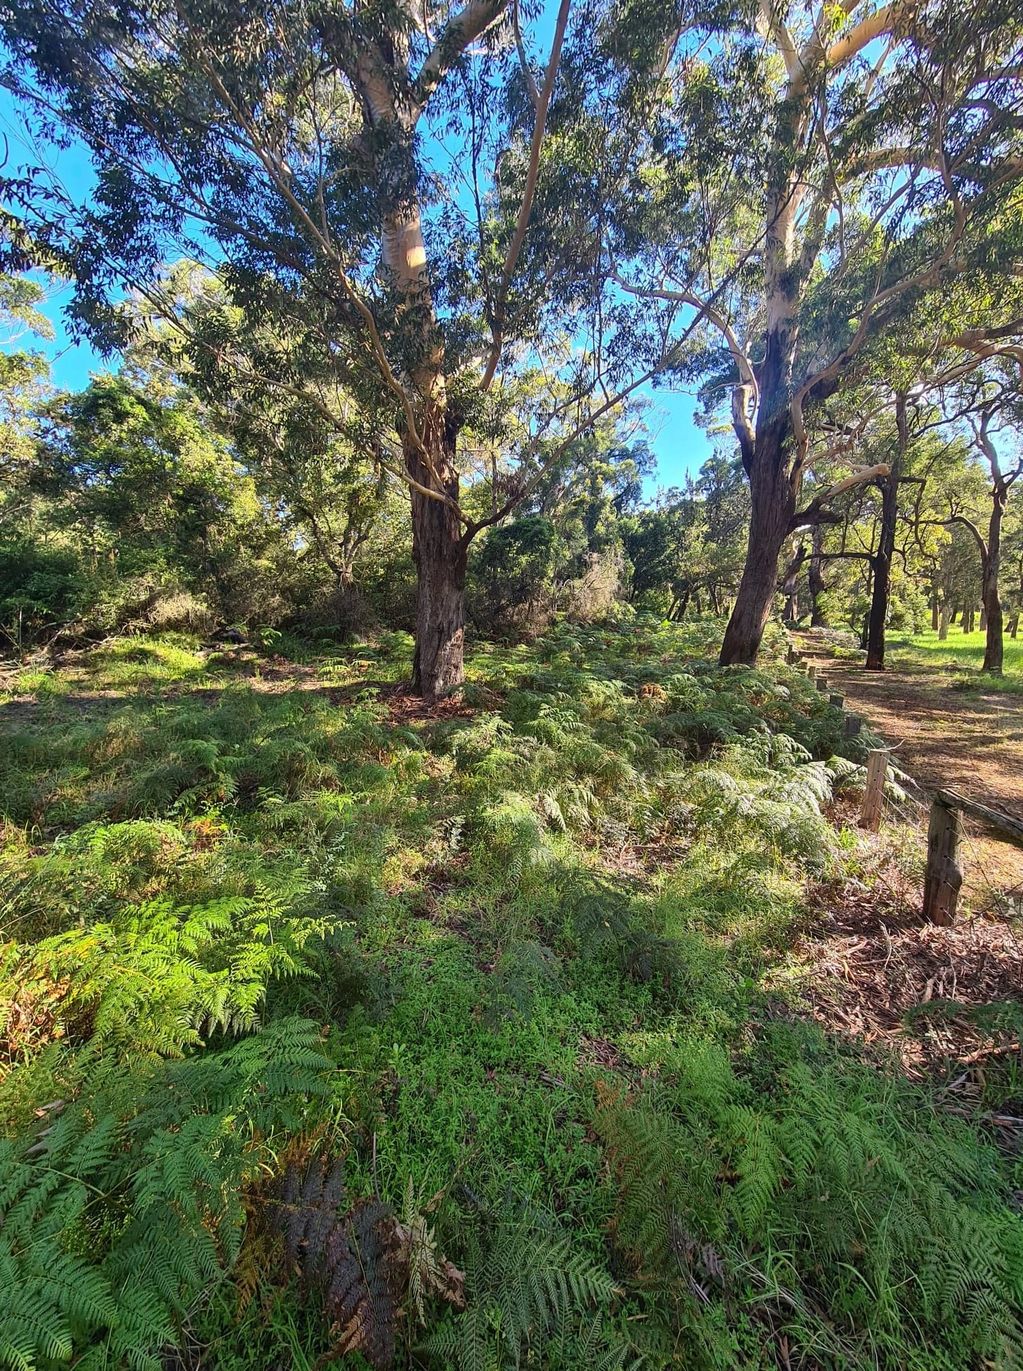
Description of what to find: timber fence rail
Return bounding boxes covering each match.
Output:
[781,630,1023,926]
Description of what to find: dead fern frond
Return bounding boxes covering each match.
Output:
[267,1156,464,1369]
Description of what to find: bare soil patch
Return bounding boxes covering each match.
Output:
[791,865,1022,1076]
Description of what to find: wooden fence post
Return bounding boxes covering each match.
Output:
[786,646,800,665]
[922,795,963,926]
[816,676,829,692]
[859,748,888,832]
[829,692,844,710]
[843,714,862,739]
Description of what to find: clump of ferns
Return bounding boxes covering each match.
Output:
[422,1192,624,1371]
[677,733,840,872]
[5,876,333,1062]
[596,1031,1023,1371]
[482,938,563,1025]
[558,878,698,1008]
[0,1018,337,1371]
[469,792,558,891]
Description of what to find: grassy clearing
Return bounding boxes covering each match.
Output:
[1,620,1021,1371]
[887,628,1023,693]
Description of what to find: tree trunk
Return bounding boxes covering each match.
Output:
[981,490,1005,675]
[931,598,939,631]
[808,524,827,626]
[405,423,467,700]
[720,425,794,665]
[1008,611,1019,639]
[865,397,904,671]
[781,541,806,625]
[859,563,873,649]
[938,603,950,640]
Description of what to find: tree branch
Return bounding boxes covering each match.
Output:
[790,463,891,530]
[412,0,508,118]
[826,4,903,69]
[479,0,571,390]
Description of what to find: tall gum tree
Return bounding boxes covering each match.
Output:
[602,0,1023,664]
[0,0,660,696]
[850,279,1023,666]
[944,378,1023,674]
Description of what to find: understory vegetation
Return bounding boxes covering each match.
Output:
[2,620,1021,1371]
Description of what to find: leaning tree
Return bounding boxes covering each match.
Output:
[0,0,665,695]
[600,0,1023,663]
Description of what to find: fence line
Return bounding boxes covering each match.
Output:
[782,631,1023,924]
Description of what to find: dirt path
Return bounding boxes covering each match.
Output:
[792,632,1023,907]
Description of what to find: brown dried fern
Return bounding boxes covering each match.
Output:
[267,1156,464,1370]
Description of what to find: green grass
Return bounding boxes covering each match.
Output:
[887,627,1023,692]
[2,619,1021,1371]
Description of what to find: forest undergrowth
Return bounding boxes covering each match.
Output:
[1,617,1021,1371]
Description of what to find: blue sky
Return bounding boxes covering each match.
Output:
[0,71,715,493]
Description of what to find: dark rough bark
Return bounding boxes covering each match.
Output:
[809,523,827,626]
[720,423,795,665]
[931,598,939,631]
[404,423,467,700]
[981,488,1006,675]
[865,395,905,672]
[781,541,807,624]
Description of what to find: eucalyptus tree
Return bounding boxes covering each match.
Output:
[0,0,658,696]
[946,373,1023,673]
[603,0,1023,664]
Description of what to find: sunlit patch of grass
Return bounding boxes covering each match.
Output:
[6,666,73,699]
[888,628,1023,692]
[83,633,217,690]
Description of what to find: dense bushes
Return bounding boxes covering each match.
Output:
[0,542,96,650]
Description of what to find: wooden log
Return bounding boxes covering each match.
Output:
[829,692,844,710]
[935,789,1023,845]
[859,747,888,832]
[843,714,862,739]
[816,676,829,692]
[922,795,964,925]
[805,663,817,681]
[786,646,800,665]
